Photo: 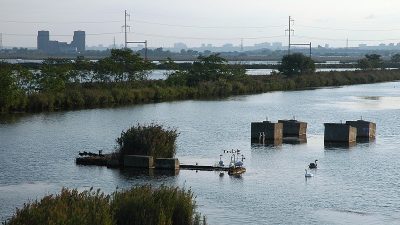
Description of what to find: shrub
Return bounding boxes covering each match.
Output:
[6,188,113,225]
[112,185,201,225]
[279,53,316,76]
[116,124,178,160]
[6,186,207,225]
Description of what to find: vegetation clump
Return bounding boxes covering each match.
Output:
[279,53,316,76]
[6,188,113,225]
[6,186,206,225]
[2,51,400,113]
[116,124,178,159]
[165,53,247,86]
[358,54,384,71]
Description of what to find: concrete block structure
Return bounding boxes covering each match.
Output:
[251,121,283,142]
[324,123,357,143]
[123,155,154,168]
[278,119,308,137]
[345,120,376,140]
[37,30,85,53]
[155,158,180,170]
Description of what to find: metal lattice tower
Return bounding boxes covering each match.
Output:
[285,16,295,54]
[0,33,3,50]
[122,10,131,49]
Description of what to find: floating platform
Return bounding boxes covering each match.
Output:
[324,123,357,143]
[180,164,229,171]
[76,156,108,166]
[251,121,283,143]
[278,119,308,137]
[345,120,376,140]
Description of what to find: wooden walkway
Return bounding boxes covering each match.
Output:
[180,164,229,171]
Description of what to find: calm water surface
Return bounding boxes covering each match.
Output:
[1,82,400,224]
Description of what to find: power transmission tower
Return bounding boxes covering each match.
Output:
[240,38,244,52]
[122,10,131,49]
[285,16,294,55]
[346,38,349,49]
[285,17,312,58]
[123,9,149,60]
[0,33,3,50]
[113,36,116,49]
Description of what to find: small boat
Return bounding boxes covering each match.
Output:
[228,166,246,176]
[227,150,246,176]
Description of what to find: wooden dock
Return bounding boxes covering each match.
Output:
[179,164,229,171]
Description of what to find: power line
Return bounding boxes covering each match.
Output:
[133,19,284,29]
[1,32,122,37]
[0,19,123,24]
[3,18,400,32]
[294,35,400,42]
[296,24,400,32]
[133,32,285,40]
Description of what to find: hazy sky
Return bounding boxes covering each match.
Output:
[1,0,400,48]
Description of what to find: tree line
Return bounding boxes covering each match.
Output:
[1,49,400,113]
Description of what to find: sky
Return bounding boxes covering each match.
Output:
[1,0,400,48]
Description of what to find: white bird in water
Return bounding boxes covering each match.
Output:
[305,169,313,178]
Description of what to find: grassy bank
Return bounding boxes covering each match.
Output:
[2,69,400,113]
[5,186,206,225]
[1,50,400,113]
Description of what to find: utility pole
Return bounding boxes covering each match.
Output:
[285,16,294,55]
[123,9,148,60]
[122,10,131,49]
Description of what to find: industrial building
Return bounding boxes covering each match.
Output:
[37,30,85,53]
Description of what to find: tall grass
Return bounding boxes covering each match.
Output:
[3,69,400,113]
[6,188,113,225]
[116,124,178,160]
[112,185,200,225]
[5,186,206,225]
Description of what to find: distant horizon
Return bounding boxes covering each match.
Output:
[2,0,400,48]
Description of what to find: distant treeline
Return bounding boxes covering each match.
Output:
[1,49,400,113]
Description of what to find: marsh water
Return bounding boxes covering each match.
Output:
[1,81,400,224]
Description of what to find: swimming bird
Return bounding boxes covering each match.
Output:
[308,160,318,169]
[218,154,224,167]
[305,169,313,177]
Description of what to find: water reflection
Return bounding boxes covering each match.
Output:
[117,168,180,179]
[283,135,308,145]
[2,81,400,224]
[0,114,25,124]
[250,139,283,146]
[324,142,357,150]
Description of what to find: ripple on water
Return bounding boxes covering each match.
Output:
[2,82,400,224]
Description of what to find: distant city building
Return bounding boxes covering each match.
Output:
[37,31,50,51]
[71,31,85,52]
[222,43,234,48]
[254,42,271,48]
[173,42,187,50]
[271,42,283,50]
[358,44,367,49]
[37,30,85,53]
